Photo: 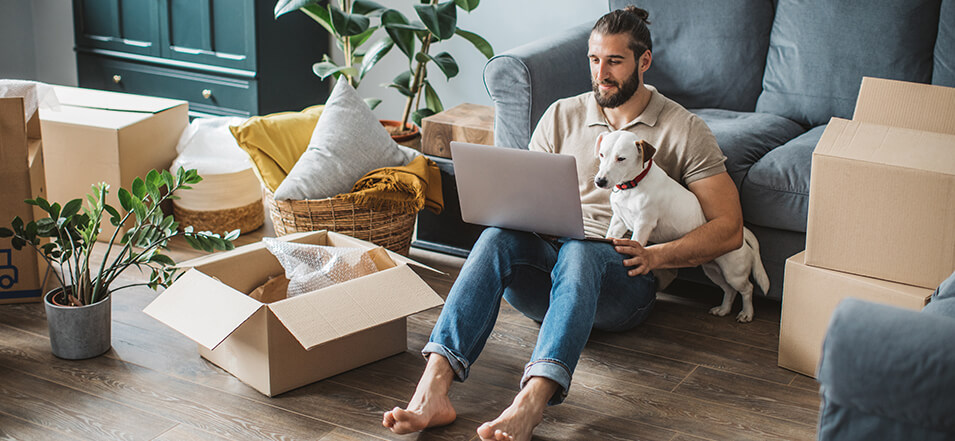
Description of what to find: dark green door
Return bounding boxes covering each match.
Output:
[73,0,162,57]
[159,0,256,71]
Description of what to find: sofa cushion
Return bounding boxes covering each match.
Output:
[934,0,955,86]
[691,109,805,188]
[924,271,955,317]
[739,125,826,233]
[756,0,940,127]
[610,0,775,111]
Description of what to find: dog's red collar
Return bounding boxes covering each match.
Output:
[615,159,653,190]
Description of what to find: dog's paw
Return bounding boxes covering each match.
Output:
[736,310,753,323]
[709,306,731,317]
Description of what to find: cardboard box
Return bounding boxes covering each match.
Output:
[421,103,494,158]
[39,86,188,241]
[144,231,444,396]
[0,98,49,304]
[779,251,933,377]
[805,77,955,289]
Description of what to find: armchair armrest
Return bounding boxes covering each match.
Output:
[817,298,955,440]
[483,22,593,150]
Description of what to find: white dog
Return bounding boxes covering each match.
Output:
[593,130,769,322]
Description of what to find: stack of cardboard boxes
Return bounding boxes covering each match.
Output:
[778,78,955,377]
[0,95,48,304]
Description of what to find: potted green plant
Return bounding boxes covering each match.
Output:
[0,167,237,360]
[379,0,494,136]
[274,0,494,141]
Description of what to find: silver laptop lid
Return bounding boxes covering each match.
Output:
[451,142,585,239]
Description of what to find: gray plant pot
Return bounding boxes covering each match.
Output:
[44,288,111,360]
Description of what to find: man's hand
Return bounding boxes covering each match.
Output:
[612,238,656,276]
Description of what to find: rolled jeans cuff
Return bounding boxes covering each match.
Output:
[422,342,470,383]
[521,358,572,405]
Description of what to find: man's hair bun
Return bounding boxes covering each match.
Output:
[624,6,651,24]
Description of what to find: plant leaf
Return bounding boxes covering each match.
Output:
[131,178,146,200]
[423,80,444,113]
[382,9,416,58]
[313,61,359,81]
[412,108,436,127]
[364,97,382,109]
[454,0,479,12]
[455,28,493,59]
[117,188,132,211]
[349,26,378,49]
[359,36,394,80]
[328,4,371,37]
[352,0,387,15]
[60,199,83,220]
[415,1,456,41]
[386,70,414,97]
[299,3,335,35]
[429,52,458,79]
[0,227,11,238]
[150,253,176,266]
[274,0,319,18]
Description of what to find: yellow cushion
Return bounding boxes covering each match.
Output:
[230,105,324,192]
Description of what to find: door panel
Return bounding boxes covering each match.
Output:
[160,0,255,70]
[74,0,161,56]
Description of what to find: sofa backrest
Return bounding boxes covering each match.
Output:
[609,0,776,112]
[756,0,941,127]
[934,0,955,87]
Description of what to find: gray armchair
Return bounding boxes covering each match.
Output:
[817,271,955,440]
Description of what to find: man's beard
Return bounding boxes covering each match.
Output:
[592,71,641,108]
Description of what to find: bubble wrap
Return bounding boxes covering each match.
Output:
[263,238,379,297]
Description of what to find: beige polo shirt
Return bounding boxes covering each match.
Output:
[528,86,727,238]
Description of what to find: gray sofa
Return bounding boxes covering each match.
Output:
[483,0,955,299]
[816,271,955,439]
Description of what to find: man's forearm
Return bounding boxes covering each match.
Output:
[647,216,743,269]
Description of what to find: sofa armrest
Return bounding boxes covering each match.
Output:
[817,299,955,438]
[483,22,593,150]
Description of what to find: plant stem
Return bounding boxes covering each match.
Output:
[400,34,432,131]
[342,0,354,87]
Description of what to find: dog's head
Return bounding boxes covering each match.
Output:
[593,131,656,189]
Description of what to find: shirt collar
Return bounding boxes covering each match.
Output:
[585,85,664,130]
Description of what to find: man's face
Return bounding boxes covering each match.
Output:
[588,32,645,108]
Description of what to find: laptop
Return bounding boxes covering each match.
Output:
[452,141,606,241]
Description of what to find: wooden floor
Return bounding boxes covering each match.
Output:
[0,228,820,441]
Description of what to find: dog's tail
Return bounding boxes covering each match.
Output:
[743,227,770,295]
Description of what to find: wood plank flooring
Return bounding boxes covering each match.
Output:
[0,229,819,440]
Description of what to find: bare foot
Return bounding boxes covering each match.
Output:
[383,354,457,434]
[477,377,558,441]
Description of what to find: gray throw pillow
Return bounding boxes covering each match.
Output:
[274,80,418,200]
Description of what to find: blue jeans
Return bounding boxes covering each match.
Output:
[422,227,657,404]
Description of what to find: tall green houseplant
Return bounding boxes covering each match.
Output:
[381,0,494,131]
[274,0,494,131]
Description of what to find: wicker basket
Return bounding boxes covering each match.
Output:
[264,189,416,256]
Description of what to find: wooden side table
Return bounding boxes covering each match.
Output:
[415,104,494,256]
[421,103,494,157]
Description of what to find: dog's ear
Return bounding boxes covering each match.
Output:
[638,140,657,163]
[595,132,606,158]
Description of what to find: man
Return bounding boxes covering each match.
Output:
[383,6,743,441]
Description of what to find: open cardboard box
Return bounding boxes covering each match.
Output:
[144,230,444,396]
[779,251,933,378]
[805,77,955,289]
[0,97,49,303]
[39,86,187,241]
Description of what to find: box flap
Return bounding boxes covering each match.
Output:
[854,77,955,135]
[53,85,184,114]
[814,118,955,176]
[267,264,444,350]
[143,269,263,350]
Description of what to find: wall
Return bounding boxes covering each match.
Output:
[0,0,38,81]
